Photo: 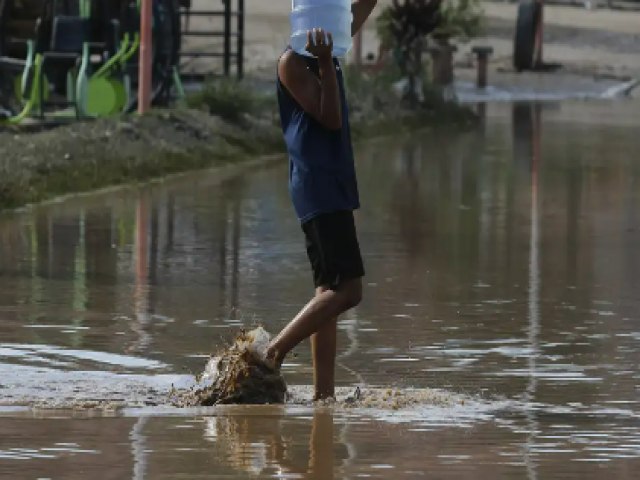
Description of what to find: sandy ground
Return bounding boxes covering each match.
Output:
[483,1,640,34]
[457,2,640,94]
[181,1,640,96]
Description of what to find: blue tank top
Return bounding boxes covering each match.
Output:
[277,51,360,223]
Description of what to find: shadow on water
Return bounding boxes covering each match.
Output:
[1,101,640,478]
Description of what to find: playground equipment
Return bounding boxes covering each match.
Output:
[179,0,245,80]
[0,0,182,123]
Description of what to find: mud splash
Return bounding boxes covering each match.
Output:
[171,326,483,415]
[176,328,287,406]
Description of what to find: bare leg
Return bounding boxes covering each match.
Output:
[311,286,337,400]
[267,278,361,372]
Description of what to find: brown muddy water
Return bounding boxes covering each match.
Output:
[1,101,640,478]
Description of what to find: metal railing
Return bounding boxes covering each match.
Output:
[179,0,245,79]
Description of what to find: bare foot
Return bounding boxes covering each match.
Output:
[313,392,336,403]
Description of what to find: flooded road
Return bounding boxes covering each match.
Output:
[1,101,640,478]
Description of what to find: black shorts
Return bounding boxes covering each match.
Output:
[302,210,365,290]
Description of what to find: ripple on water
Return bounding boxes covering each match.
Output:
[0,443,99,460]
[0,343,167,370]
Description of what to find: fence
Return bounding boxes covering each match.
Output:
[179,0,245,80]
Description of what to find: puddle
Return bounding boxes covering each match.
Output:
[1,101,640,477]
[455,78,639,103]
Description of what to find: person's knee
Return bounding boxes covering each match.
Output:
[340,279,362,310]
[350,283,363,308]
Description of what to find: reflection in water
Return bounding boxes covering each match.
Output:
[131,417,149,480]
[516,103,543,480]
[308,410,337,479]
[70,211,87,348]
[130,197,151,354]
[202,409,345,479]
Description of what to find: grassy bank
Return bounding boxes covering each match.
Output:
[0,76,476,211]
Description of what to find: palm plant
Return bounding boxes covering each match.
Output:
[375,0,442,102]
[434,0,483,40]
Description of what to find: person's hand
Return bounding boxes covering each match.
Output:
[305,28,333,60]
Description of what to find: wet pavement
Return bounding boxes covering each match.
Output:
[1,100,640,478]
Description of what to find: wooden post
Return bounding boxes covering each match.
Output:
[353,30,363,67]
[472,46,494,89]
[138,0,153,114]
[429,39,457,87]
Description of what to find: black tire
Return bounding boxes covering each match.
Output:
[513,1,541,72]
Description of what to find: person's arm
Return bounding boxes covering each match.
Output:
[351,0,377,36]
[278,29,342,131]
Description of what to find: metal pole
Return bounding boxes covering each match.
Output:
[138,0,153,114]
[534,0,544,67]
[237,0,244,79]
[477,55,488,88]
[223,0,231,76]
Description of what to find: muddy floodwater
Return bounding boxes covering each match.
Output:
[1,101,640,478]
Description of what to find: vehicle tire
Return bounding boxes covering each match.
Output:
[513,1,541,72]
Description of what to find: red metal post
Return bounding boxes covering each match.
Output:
[138,0,153,114]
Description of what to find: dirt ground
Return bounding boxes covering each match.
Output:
[0,108,283,209]
[182,0,640,92]
[462,2,640,91]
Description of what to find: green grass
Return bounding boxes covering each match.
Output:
[186,78,275,123]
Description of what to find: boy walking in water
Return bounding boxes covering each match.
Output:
[265,1,378,400]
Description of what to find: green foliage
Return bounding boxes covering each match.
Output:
[186,78,274,123]
[374,6,395,50]
[375,0,441,50]
[372,0,484,103]
[434,0,484,40]
[373,0,442,102]
[344,62,402,99]
[342,61,477,141]
[376,0,483,47]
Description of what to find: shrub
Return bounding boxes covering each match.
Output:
[186,78,273,123]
